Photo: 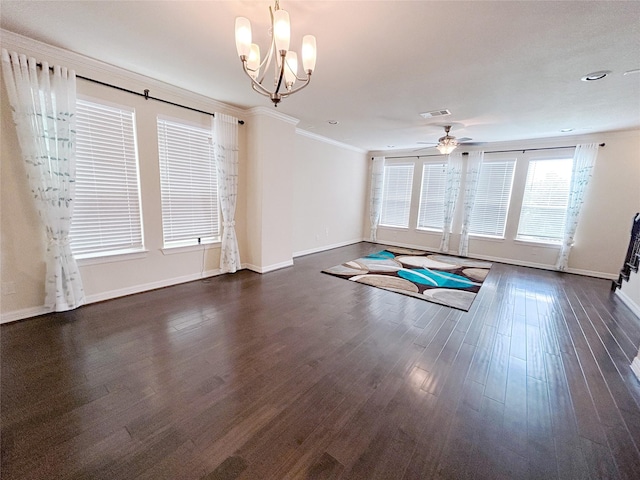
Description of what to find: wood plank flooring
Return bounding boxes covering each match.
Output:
[2,242,640,479]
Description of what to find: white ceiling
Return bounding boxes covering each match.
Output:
[1,1,639,151]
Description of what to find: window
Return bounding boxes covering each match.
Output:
[469,160,515,238]
[70,98,143,258]
[157,118,219,247]
[380,164,414,228]
[417,162,446,231]
[517,158,572,243]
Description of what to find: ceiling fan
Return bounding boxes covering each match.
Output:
[415,125,476,154]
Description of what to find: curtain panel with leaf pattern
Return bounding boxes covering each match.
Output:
[213,113,241,273]
[2,49,85,311]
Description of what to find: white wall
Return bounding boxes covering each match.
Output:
[244,107,299,273]
[367,129,640,278]
[292,131,368,257]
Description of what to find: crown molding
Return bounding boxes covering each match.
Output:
[295,128,367,154]
[245,106,300,126]
[0,29,247,120]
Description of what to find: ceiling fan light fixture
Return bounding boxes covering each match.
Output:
[436,125,458,154]
[436,140,458,155]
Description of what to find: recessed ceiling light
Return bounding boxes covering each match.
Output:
[387,145,395,148]
[560,128,574,132]
[624,69,640,76]
[327,120,339,125]
[581,70,611,81]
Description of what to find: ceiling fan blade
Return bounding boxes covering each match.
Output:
[413,145,435,152]
[416,141,437,145]
[457,137,473,143]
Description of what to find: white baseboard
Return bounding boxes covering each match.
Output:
[370,239,617,280]
[242,260,294,274]
[1,269,222,324]
[1,305,53,324]
[616,288,640,320]
[631,357,640,383]
[293,238,363,258]
[84,269,222,304]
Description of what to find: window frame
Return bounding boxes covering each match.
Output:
[70,95,145,261]
[379,163,415,229]
[416,161,447,232]
[516,156,573,245]
[468,158,516,239]
[156,115,221,249]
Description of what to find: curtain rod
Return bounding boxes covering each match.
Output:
[36,63,245,125]
[382,152,445,160]
[462,143,605,155]
[375,142,605,160]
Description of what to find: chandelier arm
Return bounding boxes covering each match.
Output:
[281,74,311,97]
[273,51,287,96]
[240,60,273,97]
[250,82,272,98]
[256,30,277,85]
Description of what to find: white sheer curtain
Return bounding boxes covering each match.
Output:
[213,113,241,273]
[439,153,463,253]
[369,156,385,242]
[458,151,484,257]
[556,143,599,271]
[2,49,85,311]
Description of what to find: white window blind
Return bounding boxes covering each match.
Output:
[157,118,219,247]
[469,160,515,238]
[380,164,414,228]
[417,162,446,231]
[70,99,143,257]
[517,158,572,243]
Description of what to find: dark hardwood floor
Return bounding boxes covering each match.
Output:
[2,242,640,479]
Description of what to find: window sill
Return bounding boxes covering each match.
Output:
[76,249,149,266]
[416,228,444,235]
[514,238,561,248]
[378,225,410,231]
[468,234,506,243]
[161,242,221,256]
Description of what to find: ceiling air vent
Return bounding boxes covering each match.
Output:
[420,109,451,119]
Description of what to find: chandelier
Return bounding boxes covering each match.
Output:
[234,0,317,107]
[436,126,459,154]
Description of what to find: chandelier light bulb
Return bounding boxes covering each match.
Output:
[234,17,252,58]
[284,51,298,89]
[301,35,317,73]
[273,9,291,53]
[247,44,261,79]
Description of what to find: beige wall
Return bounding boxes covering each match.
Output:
[368,129,640,278]
[292,132,368,256]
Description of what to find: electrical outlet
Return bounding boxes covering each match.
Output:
[2,282,16,295]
